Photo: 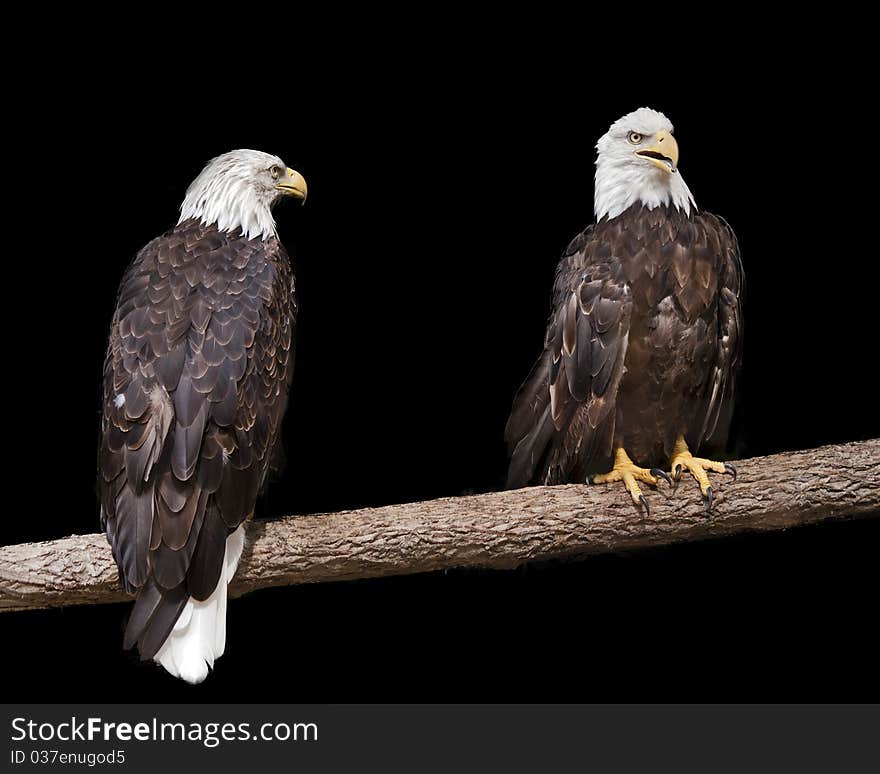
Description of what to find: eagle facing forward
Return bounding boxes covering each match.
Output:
[506,108,742,512]
[99,150,306,683]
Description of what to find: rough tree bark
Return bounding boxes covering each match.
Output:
[1,439,878,613]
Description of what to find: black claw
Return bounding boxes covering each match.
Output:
[672,464,683,491]
[650,468,673,487]
[638,494,650,517]
[587,475,595,485]
[724,462,737,481]
[705,486,714,512]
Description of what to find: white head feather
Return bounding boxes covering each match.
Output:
[178,149,290,241]
[594,107,696,221]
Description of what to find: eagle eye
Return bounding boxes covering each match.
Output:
[627,131,643,145]
[270,166,281,180]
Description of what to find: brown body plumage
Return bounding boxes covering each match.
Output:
[506,202,743,488]
[99,217,296,659]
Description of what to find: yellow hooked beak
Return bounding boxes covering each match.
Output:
[276,168,308,201]
[635,130,679,174]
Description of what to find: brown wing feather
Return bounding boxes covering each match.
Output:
[690,213,743,451]
[99,219,296,660]
[505,225,632,487]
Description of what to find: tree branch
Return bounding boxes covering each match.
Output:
[2,439,878,613]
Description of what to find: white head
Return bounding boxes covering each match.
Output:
[594,107,695,221]
[178,149,307,240]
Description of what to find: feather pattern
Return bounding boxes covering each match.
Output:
[505,202,743,487]
[154,526,246,684]
[99,218,296,677]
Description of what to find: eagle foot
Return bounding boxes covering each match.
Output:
[588,448,672,516]
[669,436,737,511]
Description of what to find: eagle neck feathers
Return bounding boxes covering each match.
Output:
[594,160,696,222]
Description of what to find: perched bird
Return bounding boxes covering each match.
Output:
[505,108,742,513]
[99,150,307,683]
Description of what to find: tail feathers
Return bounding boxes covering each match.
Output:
[123,579,188,658]
[505,351,556,489]
[506,404,556,489]
[152,526,245,684]
[225,524,245,576]
[505,352,552,453]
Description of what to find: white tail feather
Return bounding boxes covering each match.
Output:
[154,526,246,684]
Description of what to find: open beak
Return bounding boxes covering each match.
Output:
[635,130,679,174]
[276,168,308,202]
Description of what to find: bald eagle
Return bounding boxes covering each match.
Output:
[505,108,742,513]
[99,150,307,683]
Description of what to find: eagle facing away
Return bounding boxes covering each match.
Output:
[505,108,742,512]
[99,150,306,683]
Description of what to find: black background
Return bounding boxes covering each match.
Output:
[2,35,878,703]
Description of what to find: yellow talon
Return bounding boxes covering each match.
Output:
[589,447,672,516]
[669,435,737,509]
